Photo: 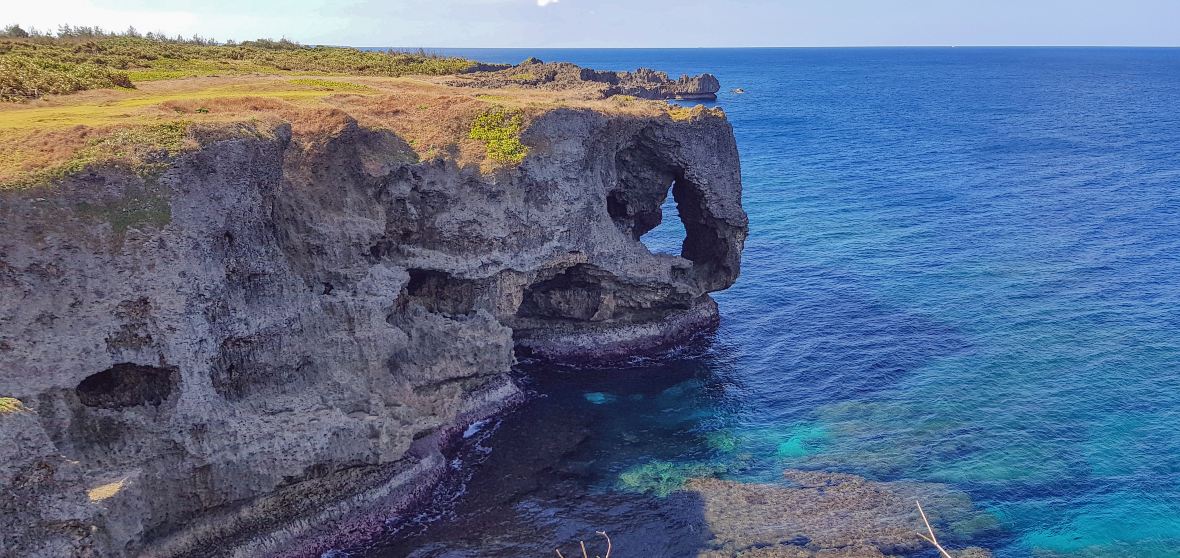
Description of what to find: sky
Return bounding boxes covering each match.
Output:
[6,0,1180,48]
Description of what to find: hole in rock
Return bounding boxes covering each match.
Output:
[405,269,476,315]
[76,363,176,409]
[639,184,689,256]
[609,138,736,290]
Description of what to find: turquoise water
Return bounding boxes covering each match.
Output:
[364,48,1180,557]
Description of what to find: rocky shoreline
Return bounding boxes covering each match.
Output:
[0,67,746,557]
[452,59,723,101]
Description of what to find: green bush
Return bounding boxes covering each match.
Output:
[1,25,29,38]
[0,56,131,100]
[468,106,529,164]
[0,32,476,100]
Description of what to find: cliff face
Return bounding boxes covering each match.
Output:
[0,106,746,557]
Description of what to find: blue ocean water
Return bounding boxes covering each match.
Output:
[366,48,1180,557]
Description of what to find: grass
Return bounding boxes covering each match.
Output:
[468,105,529,165]
[0,34,474,101]
[2,121,192,188]
[668,105,702,122]
[0,30,693,186]
[287,78,374,92]
[0,396,28,414]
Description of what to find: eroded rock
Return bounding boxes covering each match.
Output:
[450,61,723,100]
[0,99,746,557]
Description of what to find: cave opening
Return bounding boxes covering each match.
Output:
[404,269,477,316]
[517,265,610,322]
[76,363,176,409]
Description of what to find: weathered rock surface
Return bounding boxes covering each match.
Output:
[450,60,723,100]
[688,471,997,558]
[0,103,746,556]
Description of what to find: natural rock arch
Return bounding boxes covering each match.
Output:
[607,137,741,291]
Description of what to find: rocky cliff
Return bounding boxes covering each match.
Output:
[450,60,723,100]
[0,94,747,557]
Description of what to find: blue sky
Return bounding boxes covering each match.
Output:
[8,0,1180,47]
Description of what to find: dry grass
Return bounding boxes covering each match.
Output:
[667,104,725,122]
[0,396,28,414]
[87,476,129,502]
[0,73,686,187]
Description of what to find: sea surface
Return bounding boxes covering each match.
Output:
[349,48,1180,557]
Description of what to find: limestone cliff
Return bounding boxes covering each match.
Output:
[0,101,747,557]
[449,61,723,100]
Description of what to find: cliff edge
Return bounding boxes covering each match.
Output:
[0,74,747,557]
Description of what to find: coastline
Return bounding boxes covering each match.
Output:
[0,47,747,557]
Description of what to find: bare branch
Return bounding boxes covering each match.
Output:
[596,531,612,558]
[916,500,953,558]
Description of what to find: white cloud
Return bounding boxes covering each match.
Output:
[536,0,558,6]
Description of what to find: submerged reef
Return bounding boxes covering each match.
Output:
[690,470,996,558]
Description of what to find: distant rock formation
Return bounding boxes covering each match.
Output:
[452,60,722,100]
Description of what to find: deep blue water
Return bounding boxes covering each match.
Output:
[361,48,1180,557]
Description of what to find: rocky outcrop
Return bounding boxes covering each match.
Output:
[689,471,996,558]
[451,60,723,100]
[0,104,746,556]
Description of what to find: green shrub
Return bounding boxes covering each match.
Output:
[468,106,529,165]
[1,25,29,38]
[0,55,131,100]
[0,33,475,101]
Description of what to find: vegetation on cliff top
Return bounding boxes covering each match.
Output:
[468,106,530,165]
[0,25,474,101]
[0,24,713,187]
[2,121,194,189]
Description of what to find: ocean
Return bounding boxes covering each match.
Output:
[352,48,1180,557]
